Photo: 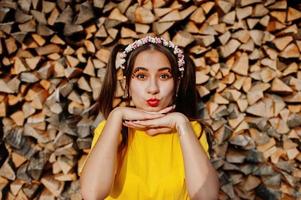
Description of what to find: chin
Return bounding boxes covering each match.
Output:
[147,107,162,111]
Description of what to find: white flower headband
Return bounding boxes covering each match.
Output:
[119,36,185,78]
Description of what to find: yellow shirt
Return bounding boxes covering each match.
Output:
[83,120,209,200]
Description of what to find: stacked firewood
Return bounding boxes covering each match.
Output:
[0,0,300,199]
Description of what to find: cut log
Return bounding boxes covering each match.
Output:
[279,43,300,58]
[10,111,24,126]
[48,8,59,26]
[22,102,35,118]
[287,7,301,22]
[0,80,14,94]
[232,30,250,44]
[95,48,111,63]
[219,31,231,45]
[0,159,15,181]
[153,21,174,35]
[50,35,65,45]
[273,36,293,51]
[246,101,267,117]
[15,9,32,24]
[31,10,47,24]
[41,176,64,197]
[222,11,235,25]
[220,39,241,58]
[121,27,138,38]
[64,24,83,36]
[254,4,269,17]
[56,5,72,24]
[25,57,41,70]
[5,37,17,54]
[135,7,155,24]
[271,78,293,93]
[172,31,194,47]
[249,30,264,46]
[236,6,252,21]
[180,5,197,20]
[190,7,205,24]
[260,67,276,83]
[42,1,56,13]
[283,62,298,76]
[75,2,95,24]
[38,62,54,79]
[36,44,61,56]
[83,58,95,76]
[243,175,261,191]
[66,55,79,68]
[216,0,232,13]
[259,15,270,27]
[159,10,182,22]
[108,8,128,22]
[18,19,36,33]
[154,8,172,19]
[232,52,249,76]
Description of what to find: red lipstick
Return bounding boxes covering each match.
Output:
[146,98,160,107]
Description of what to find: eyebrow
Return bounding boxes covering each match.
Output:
[133,67,171,73]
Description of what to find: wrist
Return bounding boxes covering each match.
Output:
[110,107,124,121]
[175,114,190,135]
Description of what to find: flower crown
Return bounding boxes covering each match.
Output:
[119,36,185,78]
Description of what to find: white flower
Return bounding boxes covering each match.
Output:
[137,40,142,46]
[120,58,126,63]
[120,52,126,58]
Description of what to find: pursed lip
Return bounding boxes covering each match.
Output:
[146,98,160,107]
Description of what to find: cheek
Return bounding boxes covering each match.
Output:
[129,80,142,96]
[162,82,175,96]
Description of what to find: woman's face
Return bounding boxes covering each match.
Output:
[129,49,175,112]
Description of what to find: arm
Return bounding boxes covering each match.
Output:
[123,112,220,199]
[176,115,219,200]
[80,108,122,200]
[80,106,168,200]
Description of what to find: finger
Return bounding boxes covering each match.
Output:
[134,119,159,128]
[146,127,173,136]
[123,122,135,129]
[124,121,146,130]
[141,112,165,120]
[158,105,175,114]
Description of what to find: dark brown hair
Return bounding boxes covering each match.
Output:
[94,41,213,156]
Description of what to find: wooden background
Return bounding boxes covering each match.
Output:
[0,0,301,199]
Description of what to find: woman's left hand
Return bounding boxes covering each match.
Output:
[123,112,188,136]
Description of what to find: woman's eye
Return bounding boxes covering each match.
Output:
[160,74,172,79]
[135,74,146,80]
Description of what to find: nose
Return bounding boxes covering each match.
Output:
[146,77,159,95]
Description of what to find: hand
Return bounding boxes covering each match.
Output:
[123,111,188,136]
[111,105,175,122]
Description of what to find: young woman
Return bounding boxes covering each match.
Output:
[80,36,219,200]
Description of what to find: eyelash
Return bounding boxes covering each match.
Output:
[160,74,171,79]
[133,73,172,80]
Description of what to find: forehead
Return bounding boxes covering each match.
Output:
[133,50,171,70]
